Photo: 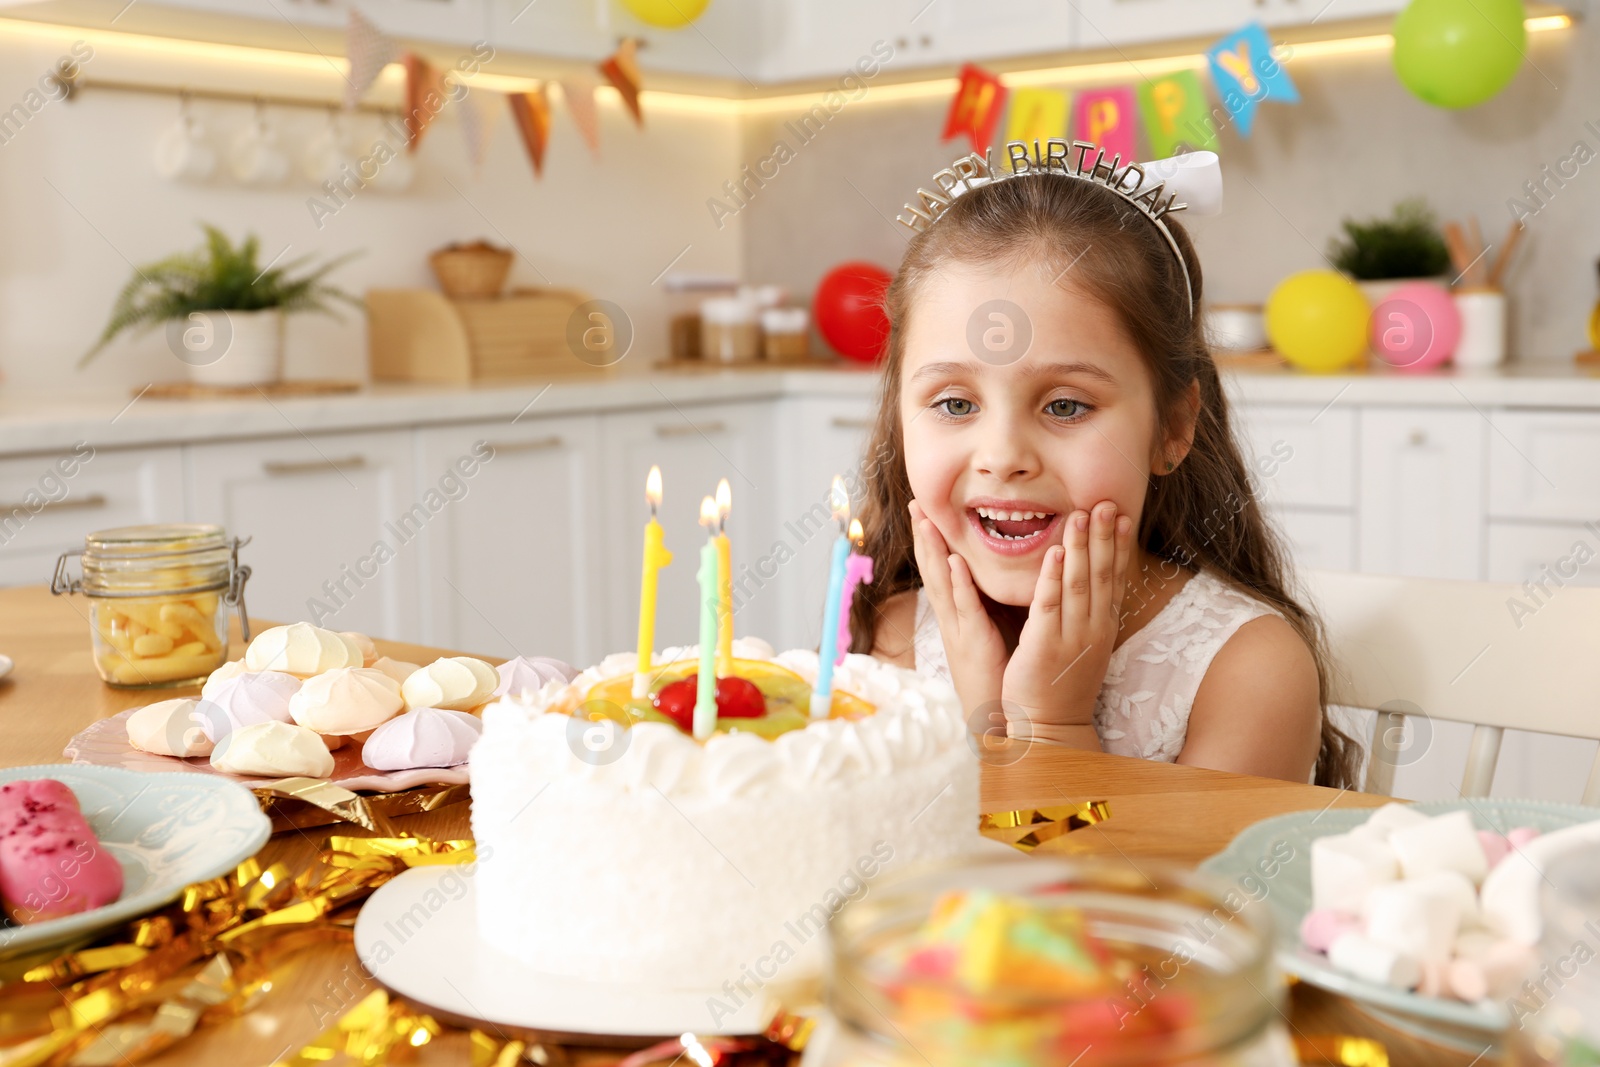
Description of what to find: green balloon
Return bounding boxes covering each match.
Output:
[1393,0,1527,109]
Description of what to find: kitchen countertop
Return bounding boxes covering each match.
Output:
[1,360,1597,456]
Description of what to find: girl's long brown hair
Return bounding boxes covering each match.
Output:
[846,169,1361,789]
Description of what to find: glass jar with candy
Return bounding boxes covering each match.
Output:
[1506,850,1600,1067]
[813,854,1293,1067]
[52,524,252,688]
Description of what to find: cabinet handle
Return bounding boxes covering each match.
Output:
[0,492,107,513]
[1407,430,1428,447]
[656,421,727,438]
[830,417,874,430]
[263,455,368,476]
[483,435,563,454]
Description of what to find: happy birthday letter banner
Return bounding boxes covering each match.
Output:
[1003,87,1071,146]
[343,9,400,109]
[508,85,554,178]
[1137,69,1219,156]
[402,52,450,152]
[1206,21,1298,138]
[943,63,1008,153]
[560,75,603,158]
[600,37,644,128]
[1074,85,1137,162]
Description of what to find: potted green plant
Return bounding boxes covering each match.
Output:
[1327,199,1452,305]
[80,225,358,386]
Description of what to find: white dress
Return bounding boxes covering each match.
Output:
[912,567,1283,763]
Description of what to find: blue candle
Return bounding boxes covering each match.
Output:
[811,476,851,718]
[695,495,720,741]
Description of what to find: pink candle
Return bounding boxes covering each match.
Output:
[835,518,873,666]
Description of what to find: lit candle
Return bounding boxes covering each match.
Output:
[715,477,733,677]
[695,494,720,741]
[811,476,851,718]
[633,466,673,699]
[835,518,873,666]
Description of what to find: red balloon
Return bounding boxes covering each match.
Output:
[815,261,892,363]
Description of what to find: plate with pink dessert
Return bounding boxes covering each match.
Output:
[0,765,269,965]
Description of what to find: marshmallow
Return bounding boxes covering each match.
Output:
[1312,833,1399,913]
[1389,811,1489,883]
[1417,959,1450,998]
[1481,819,1600,944]
[339,631,379,667]
[289,667,404,735]
[1327,932,1421,989]
[1363,802,1430,840]
[244,622,363,676]
[1453,928,1499,962]
[1477,831,1511,870]
[493,655,580,699]
[201,670,301,741]
[210,721,335,778]
[1364,878,1466,963]
[402,657,499,712]
[1507,826,1542,851]
[126,698,215,758]
[1300,909,1360,953]
[200,659,252,699]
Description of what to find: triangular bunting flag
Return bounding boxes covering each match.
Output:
[1206,22,1299,139]
[1003,87,1070,145]
[1073,86,1138,162]
[1137,70,1219,157]
[599,38,643,128]
[508,86,553,178]
[942,64,1006,153]
[458,88,503,172]
[402,52,450,153]
[559,76,602,158]
[344,9,399,110]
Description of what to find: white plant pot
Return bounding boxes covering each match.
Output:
[1453,288,1507,369]
[1355,277,1444,307]
[181,308,284,386]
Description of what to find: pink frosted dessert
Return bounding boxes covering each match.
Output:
[0,779,124,924]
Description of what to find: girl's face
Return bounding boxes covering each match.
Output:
[899,259,1175,607]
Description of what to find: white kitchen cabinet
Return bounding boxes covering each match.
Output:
[0,445,185,587]
[126,0,491,49]
[597,400,778,657]
[1233,404,1355,509]
[414,416,601,664]
[1487,520,1600,587]
[1070,0,1405,50]
[1357,407,1486,580]
[774,396,877,652]
[187,431,420,642]
[1271,508,1355,572]
[753,0,911,82]
[1488,410,1600,523]
[911,0,1073,67]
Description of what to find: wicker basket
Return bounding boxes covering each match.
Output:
[429,241,514,299]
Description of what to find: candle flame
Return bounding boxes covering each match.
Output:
[849,517,864,546]
[829,476,850,524]
[715,477,731,520]
[645,465,662,509]
[699,495,719,528]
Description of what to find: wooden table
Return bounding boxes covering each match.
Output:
[0,585,1498,1066]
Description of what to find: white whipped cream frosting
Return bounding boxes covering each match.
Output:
[245,622,364,676]
[479,641,966,803]
[402,656,499,711]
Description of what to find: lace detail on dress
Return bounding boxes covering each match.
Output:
[910,567,1281,764]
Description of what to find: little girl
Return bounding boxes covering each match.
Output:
[847,147,1360,788]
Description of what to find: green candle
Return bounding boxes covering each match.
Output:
[695,494,720,741]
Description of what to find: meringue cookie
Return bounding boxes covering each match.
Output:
[493,656,580,699]
[126,698,215,757]
[370,657,421,686]
[289,667,404,735]
[403,657,499,711]
[211,721,335,778]
[201,660,252,700]
[244,622,363,676]
[340,631,379,667]
[362,707,483,770]
[202,670,302,741]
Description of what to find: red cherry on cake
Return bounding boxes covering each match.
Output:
[651,675,766,732]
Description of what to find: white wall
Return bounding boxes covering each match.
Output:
[0,26,744,396]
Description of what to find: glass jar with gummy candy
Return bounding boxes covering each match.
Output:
[1507,852,1600,1067]
[52,524,252,688]
[814,855,1293,1067]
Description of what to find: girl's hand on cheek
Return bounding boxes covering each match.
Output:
[909,500,1005,718]
[1003,502,1133,745]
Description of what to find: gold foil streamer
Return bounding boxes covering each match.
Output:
[763,1011,816,1051]
[1293,1035,1390,1067]
[979,800,1112,852]
[252,778,400,835]
[257,782,471,835]
[0,835,478,1067]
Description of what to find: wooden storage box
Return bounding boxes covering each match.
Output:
[366,287,616,383]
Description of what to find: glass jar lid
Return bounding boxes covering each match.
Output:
[80,524,234,596]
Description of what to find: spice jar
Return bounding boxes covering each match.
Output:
[761,307,810,362]
[700,296,760,363]
[663,274,738,362]
[813,854,1293,1067]
[52,524,251,689]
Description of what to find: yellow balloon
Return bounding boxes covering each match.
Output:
[1265,270,1370,373]
[621,0,710,28]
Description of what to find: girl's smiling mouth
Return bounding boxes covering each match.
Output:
[965,498,1062,556]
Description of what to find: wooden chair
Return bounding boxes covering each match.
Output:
[1298,568,1600,802]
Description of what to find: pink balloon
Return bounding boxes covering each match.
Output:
[1369,281,1461,373]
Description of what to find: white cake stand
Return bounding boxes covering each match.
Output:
[354,866,782,1039]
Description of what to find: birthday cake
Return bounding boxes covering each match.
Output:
[468,637,981,990]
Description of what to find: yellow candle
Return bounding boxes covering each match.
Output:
[635,466,672,696]
[715,477,733,676]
